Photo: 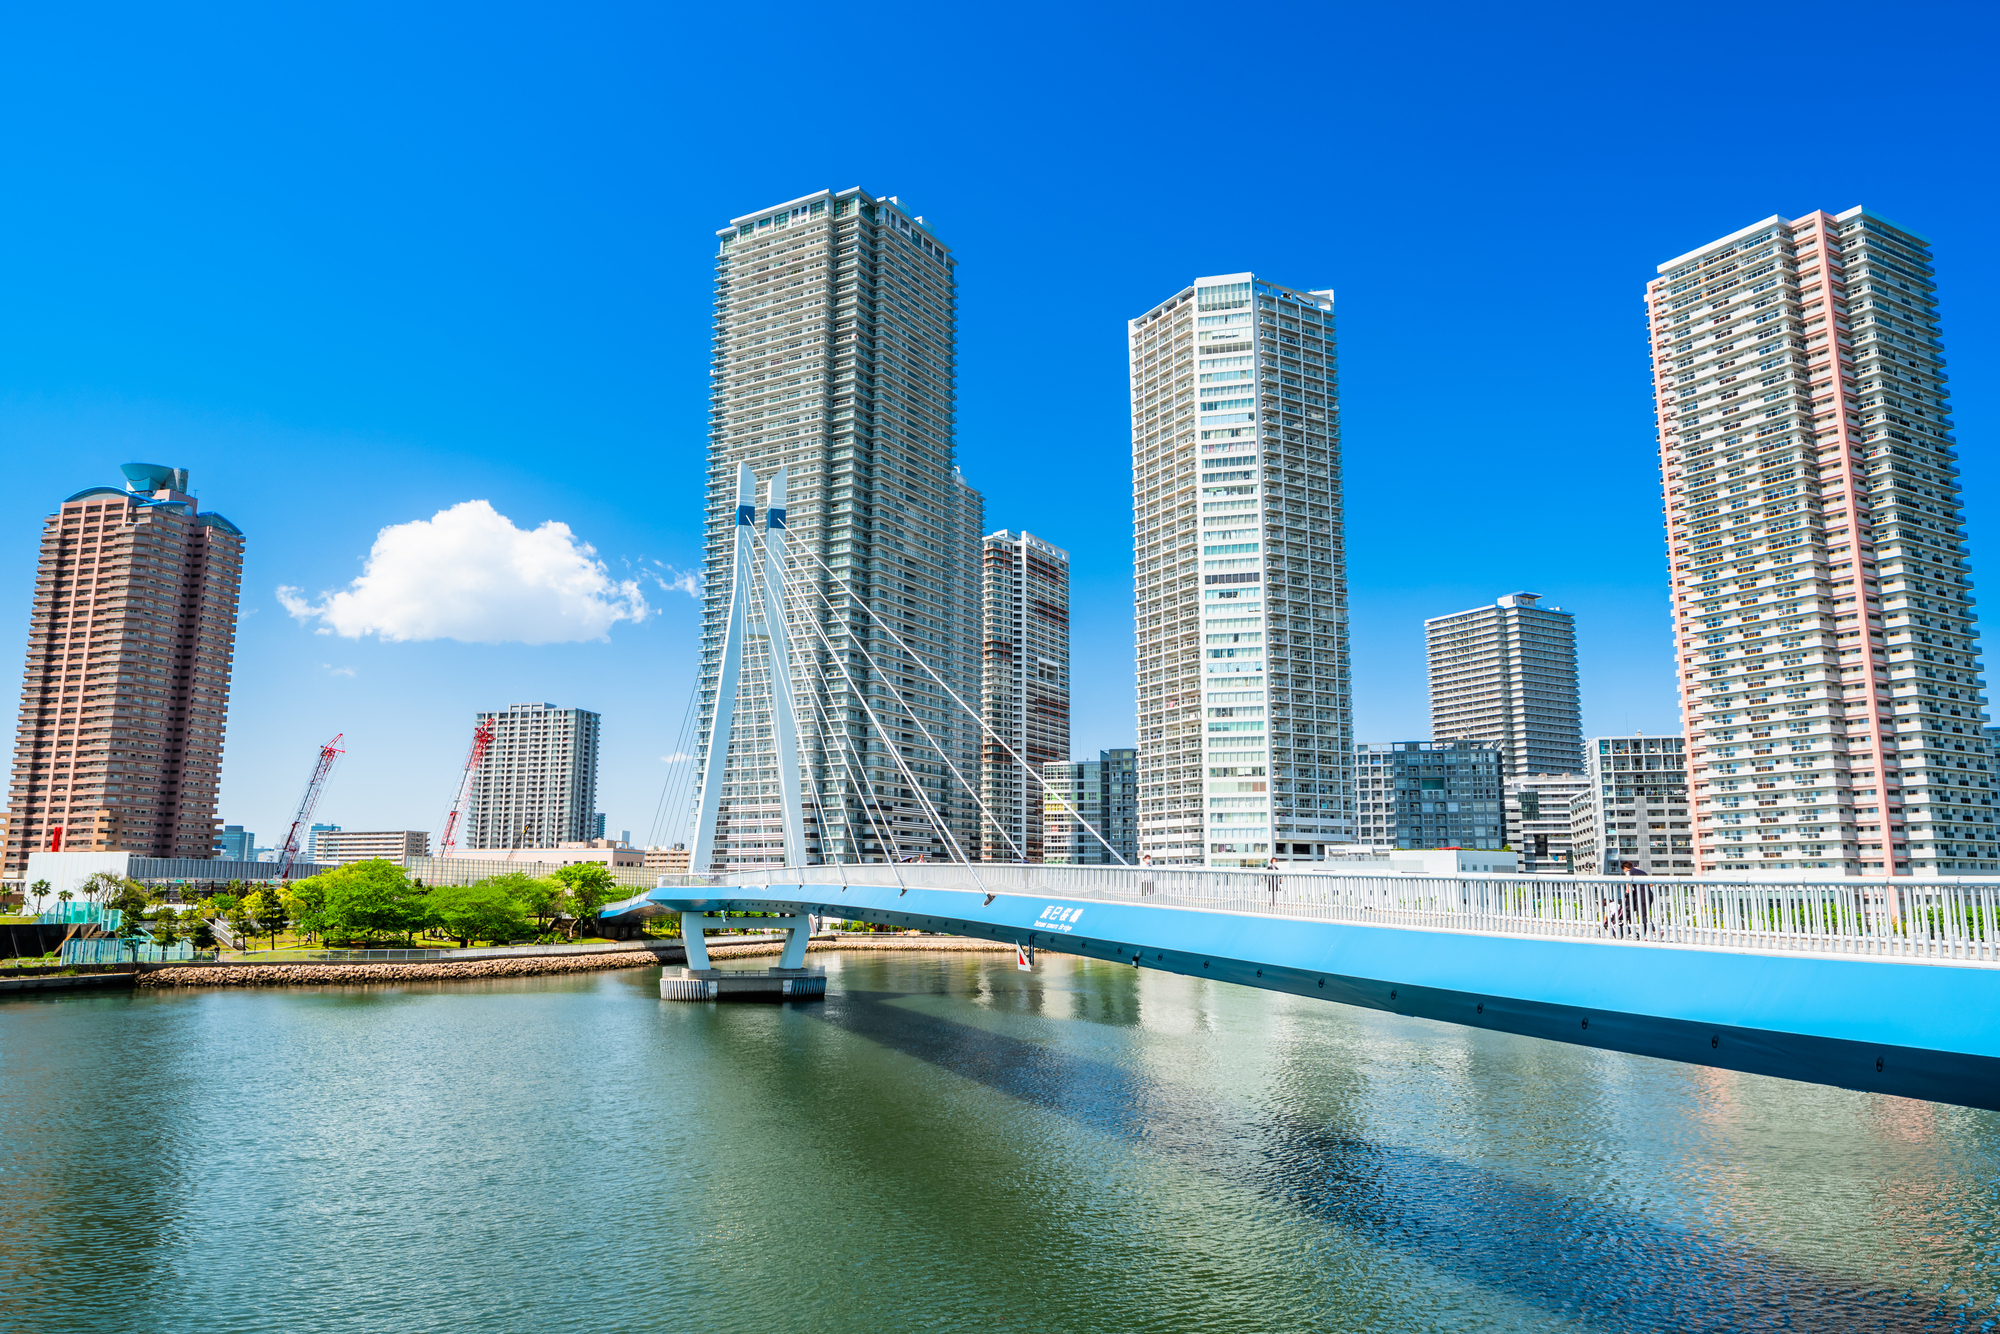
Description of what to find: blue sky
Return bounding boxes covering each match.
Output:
[2,0,1995,846]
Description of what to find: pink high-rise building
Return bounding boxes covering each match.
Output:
[1649,207,1992,878]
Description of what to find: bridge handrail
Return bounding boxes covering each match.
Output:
[636,865,2000,966]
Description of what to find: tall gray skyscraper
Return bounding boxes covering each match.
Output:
[696,188,983,869]
[1427,592,1584,777]
[978,530,1070,861]
[465,703,601,849]
[1129,274,1354,868]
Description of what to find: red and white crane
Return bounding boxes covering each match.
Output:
[438,720,495,855]
[277,733,345,879]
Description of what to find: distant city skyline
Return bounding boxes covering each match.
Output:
[0,0,1983,851]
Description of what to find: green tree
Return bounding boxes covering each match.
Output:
[426,880,531,947]
[303,859,426,945]
[549,863,618,939]
[241,887,291,950]
[189,915,218,956]
[28,879,52,915]
[474,871,562,935]
[280,876,330,942]
[150,908,183,957]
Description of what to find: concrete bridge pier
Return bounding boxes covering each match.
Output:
[660,911,826,1002]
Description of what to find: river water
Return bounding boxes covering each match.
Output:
[3,951,1999,1333]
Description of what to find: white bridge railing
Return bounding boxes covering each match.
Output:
[632,864,2000,967]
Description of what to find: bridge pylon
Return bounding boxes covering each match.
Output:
[689,463,807,874]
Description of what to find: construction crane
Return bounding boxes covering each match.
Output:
[438,720,495,855]
[277,733,345,879]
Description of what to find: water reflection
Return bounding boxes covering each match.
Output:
[2,956,1997,1334]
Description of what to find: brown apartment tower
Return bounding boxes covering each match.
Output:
[1,464,244,878]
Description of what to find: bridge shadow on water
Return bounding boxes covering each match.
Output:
[812,981,1983,1333]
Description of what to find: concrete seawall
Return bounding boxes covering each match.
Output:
[133,934,1009,989]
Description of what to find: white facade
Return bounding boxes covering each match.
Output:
[1130,275,1353,868]
[464,703,601,850]
[1503,773,1592,873]
[698,188,983,869]
[1427,592,1583,777]
[1570,735,1692,876]
[312,830,431,864]
[1652,208,1992,876]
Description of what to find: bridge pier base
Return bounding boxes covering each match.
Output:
[663,911,824,1002]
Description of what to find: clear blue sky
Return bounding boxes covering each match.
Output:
[2,0,1995,845]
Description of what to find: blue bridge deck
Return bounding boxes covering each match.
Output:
[604,865,2000,1111]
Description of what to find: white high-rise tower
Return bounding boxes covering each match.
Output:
[1129,274,1353,868]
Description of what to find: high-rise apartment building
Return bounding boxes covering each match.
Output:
[464,703,601,849]
[1651,208,1992,875]
[1503,773,1593,873]
[1569,735,1691,876]
[1042,748,1138,864]
[696,187,983,869]
[978,530,1069,861]
[2,464,243,878]
[1130,274,1353,868]
[1427,593,1583,777]
[1352,741,1505,850]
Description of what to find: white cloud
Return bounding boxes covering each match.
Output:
[279,500,648,644]
[321,664,357,678]
[660,751,692,764]
[648,562,704,599]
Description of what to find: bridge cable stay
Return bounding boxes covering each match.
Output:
[645,671,705,850]
[765,546,967,867]
[764,540,1001,898]
[776,591,909,881]
[689,463,761,873]
[794,543,1129,865]
[793,657,900,882]
[766,533,1021,865]
[769,548,900,877]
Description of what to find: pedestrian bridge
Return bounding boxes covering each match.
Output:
[602,865,2000,1112]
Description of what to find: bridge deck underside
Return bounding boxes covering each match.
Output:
[605,880,2000,1112]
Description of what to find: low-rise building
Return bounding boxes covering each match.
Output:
[1571,735,1692,876]
[440,839,644,868]
[26,850,332,898]
[646,845,691,875]
[1353,741,1506,850]
[313,830,431,865]
[1503,774,1592,874]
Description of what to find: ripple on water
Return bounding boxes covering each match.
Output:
[1,954,1997,1334]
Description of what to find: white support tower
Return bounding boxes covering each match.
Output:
[759,467,806,863]
[691,463,806,871]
